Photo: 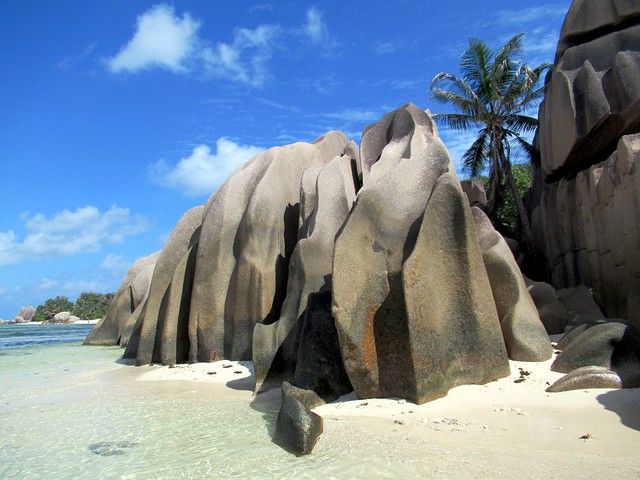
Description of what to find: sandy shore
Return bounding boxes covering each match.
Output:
[7,319,100,325]
[123,347,640,478]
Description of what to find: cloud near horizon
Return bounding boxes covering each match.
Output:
[149,138,264,197]
[108,4,200,73]
[0,206,150,266]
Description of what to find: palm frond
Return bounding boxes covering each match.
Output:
[460,38,492,102]
[461,131,489,177]
[504,115,538,135]
[431,73,478,104]
[432,112,479,131]
[430,88,477,115]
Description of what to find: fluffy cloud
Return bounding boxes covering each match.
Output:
[149,138,264,197]
[108,4,200,73]
[107,4,336,85]
[0,206,149,266]
[201,24,279,87]
[100,254,131,273]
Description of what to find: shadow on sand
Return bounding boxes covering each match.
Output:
[597,388,640,431]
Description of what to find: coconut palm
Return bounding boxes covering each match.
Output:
[430,33,548,256]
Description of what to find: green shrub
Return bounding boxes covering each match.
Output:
[72,292,114,320]
[33,296,75,322]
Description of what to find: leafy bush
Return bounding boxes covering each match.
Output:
[72,292,115,320]
[33,296,75,322]
[481,163,531,236]
[33,292,115,322]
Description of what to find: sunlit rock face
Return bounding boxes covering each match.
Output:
[531,0,640,324]
[84,251,159,346]
[538,0,640,181]
[88,104,553,409]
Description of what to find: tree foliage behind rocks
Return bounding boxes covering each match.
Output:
[72,292,115,320]
[482,163,531,238]
[33,292,114,322]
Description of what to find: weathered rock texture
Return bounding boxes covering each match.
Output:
[87,104,553,453]
[531,0,640,324]
[472,208,552,361]
[549,321,640,391]
[84,251,159,346]
[14,306,35,323]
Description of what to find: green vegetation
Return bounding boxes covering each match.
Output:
[72,292,115,320]
[430,33,548,257]
[33,292,114,322]
[481,163,531,236]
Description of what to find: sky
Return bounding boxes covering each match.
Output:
[0,0,572,318]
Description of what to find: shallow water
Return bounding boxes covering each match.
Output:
[0,342,434,479]
[2,341,638,479]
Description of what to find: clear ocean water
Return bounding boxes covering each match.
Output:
[0,323,94,349]
[4,326,632,479]
[0,326,437,480]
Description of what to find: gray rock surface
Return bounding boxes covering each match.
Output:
[530,0,640,323]
[556,286,606,326]
[84,252,159,346]
[332,105,510,404]
[525,278,568,334]
[188,132,352,363]
[546,366,623,392]
[124,206,203,365]
[273,382,323,455]
[472,208,552,362]
[15,306,35,323]
[253,154,357,392]
[551,321,640,378]
[460,178,488,208]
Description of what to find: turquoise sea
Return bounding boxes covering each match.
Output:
[0,326,436,480]
[3,326,638,479]
[0,323,94,349]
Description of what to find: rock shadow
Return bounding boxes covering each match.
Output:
[597,388,640,431]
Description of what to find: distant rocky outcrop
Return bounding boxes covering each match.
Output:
[14,306,35,323]
[87,103,554,454]
[84,251,160,346]
[530,0,640,325]
[52,312,80,323]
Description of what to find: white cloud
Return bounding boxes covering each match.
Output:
[100,254,131,273]
[201,24,279,86]
[323,108,383,123]
[492,6,567,26]
[304,7,327,45]
[149,138,264,196]
[0,206,150,266]
[108,4,200,73]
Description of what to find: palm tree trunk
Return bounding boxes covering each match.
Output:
[500,149,534,257]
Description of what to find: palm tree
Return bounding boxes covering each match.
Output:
[430,33,548,257]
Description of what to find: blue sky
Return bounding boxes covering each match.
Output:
[0,1,572,318]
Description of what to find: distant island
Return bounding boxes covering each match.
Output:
[2,292,113,325]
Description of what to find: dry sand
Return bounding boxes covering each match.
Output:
[124,347,640,478]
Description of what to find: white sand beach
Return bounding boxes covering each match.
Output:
[124,349,640,479]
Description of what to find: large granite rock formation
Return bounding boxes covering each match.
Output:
[530,0,640,324]
[14,306,35,323]
[87,103,553,453]
[84,251,159,346]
